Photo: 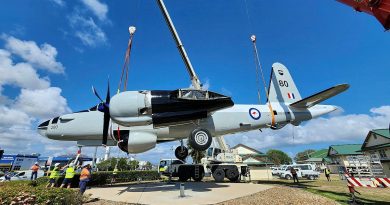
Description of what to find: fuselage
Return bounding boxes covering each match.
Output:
[38,102,336,146]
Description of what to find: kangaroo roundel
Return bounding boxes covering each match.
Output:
[249,108,261,120]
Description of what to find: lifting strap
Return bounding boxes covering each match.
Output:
[250,35,276,127]
[117,26,137,94]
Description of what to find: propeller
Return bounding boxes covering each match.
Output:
[92,80,111,146]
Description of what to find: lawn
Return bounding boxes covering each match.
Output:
[256,174,390,204]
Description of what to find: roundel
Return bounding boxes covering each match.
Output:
[249,108,261,120]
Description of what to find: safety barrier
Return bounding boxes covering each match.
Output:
[345,174,390,188]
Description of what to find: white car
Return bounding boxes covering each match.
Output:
[0,170,44,182]
[279,164,320,180]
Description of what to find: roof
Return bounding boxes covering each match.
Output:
[305,158,323,162]
[309,149,328,158]
[372,129,390,139]
[231,144,265,156]
[361,129,390,151]
[327,144,362,156]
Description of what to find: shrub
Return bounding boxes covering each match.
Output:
[0,181,84,205]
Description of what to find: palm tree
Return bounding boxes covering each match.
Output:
[187,141,206,163]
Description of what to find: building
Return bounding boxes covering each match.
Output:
[361,129,390,177]
[231,144,272,168]
[0,154,39,171]
[326,144,363,174]
[304,149,328,170]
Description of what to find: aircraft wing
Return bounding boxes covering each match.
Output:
[289,84,349,109]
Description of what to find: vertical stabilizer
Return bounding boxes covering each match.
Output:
[268,63,301,103]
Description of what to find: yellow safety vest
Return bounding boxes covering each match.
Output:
[113,168,118,175]
[65,167,75,179]
[49,167,60,179]
[325,169,331,175]
[159,167,166,172]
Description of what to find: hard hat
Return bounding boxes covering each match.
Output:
[35,162,39,165]
[54,163,60,167]
[69,163,75,167]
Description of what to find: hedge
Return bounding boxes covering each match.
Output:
[0,180,84,204]
[38,170,160,188]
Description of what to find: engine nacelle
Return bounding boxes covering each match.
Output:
[127,132,157,153]
[110,91,152,126]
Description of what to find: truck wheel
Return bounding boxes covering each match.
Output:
[188,128,212,151]
[178,166,190,182]
[226,168,239,182]
[212,169,225,182]
[175,146,188,160]
[285,174,292,180]
[308,175,314,180]
[192,170,205,182]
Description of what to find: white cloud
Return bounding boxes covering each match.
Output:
[2,35,65,73]
[68,11,107,47]
[0,35,72,155]
[81,0,108,21]
[225,105,390,150]
[50,0,65,7]
[0,107,31,127]
[14,87,71,119]
[0,49,50,90]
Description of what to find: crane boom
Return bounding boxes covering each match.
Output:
[157,0,202,90]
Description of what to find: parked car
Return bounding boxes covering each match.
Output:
[279,164,320,180]
[0,170,44,182]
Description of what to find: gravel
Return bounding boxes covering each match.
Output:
[217,186,339,205]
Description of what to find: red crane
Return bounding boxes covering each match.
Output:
[337,0,390,30]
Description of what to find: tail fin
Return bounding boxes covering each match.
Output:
[268,62,301,104]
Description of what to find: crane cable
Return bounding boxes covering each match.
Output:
[244,0,276,127]
[250,36,276,127]
[117,26,137,94]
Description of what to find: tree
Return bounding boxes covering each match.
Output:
[294,149,316,162]
[117,158,130,170]
[129,160,139,170]
[266,149,292,165]
[97,158,117,171]
[187,141,205,163]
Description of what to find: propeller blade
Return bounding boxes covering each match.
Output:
[92,86,105,103]
[102,110,110,146]
[102,79,111,146]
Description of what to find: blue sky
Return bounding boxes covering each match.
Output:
[0,0,389,163]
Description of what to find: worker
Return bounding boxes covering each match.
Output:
[324,167,331,181]
[46,163,60,188]
[290,166,299,183]
[111,166,118,185]
[4,171,11,181]
[30,162,40,180]
[60,163,75,188]
[79,164,91,195]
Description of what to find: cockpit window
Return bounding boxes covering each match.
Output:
[52,117,59,124]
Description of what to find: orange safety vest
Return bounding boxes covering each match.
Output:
[80,168,91,181]
[31,165,39,172]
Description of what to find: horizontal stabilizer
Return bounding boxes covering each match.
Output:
[289,84,349,109]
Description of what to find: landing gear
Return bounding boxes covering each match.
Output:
[188,128,212,151]
[175,146,188,161]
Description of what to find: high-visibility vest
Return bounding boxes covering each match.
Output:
[325,169,331,175]
[79,168,91,181]
[113,168,118,175]
[49,167,60,179]
[31,165,39,172]
[65,167,75,179]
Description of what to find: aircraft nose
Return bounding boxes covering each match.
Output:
[37,119,50,137]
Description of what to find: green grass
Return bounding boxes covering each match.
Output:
[256,174,390,205]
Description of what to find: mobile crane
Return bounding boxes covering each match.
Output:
[156,0,249,182]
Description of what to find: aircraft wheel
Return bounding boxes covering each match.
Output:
[189,128,212,151]
[212,169,225,182]
[226,167,239,182]
[175,146,188,160]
